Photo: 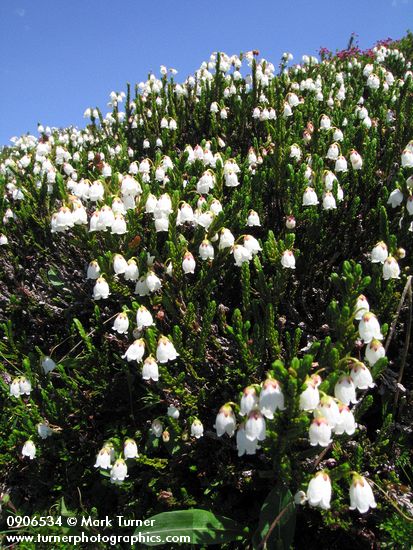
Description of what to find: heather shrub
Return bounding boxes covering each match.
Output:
[0,33,413,549]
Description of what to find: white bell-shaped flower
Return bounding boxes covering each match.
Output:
[89,181,105,202]
[350,150,363,170]
[334,376,358,406]
[145,194,157,214]
[113,312,129,334]
[387,188,404,208]
[87,260,101,280]
[10,378,21,398]
[281,250,296,269]
[214,404,236,437]
[243,235,261,255]
[302,187,319,206]
[236,423,261,456]
[335,155,348,172]
[406,196,413,215]
[232,245,253,266]
[151,419,163,438]
[219,228,235,250]
[322,191,337,210]
[365,339,385,366]
[349,475,377,513]
[98,205,115,228]
[142,356,159,381]
[326,143,339,160]
[136,306,154,330]
[240,386,259,416]
[42,356,56,374]
[367,73,380,89]
[323,170,337,190]
[401,148,413,168]
[124,438,138,459]
[196,210,214,230]
[350,362,375,390]
[93,277,110,300]
[354,295,370,320]
[210,199,222,215]
[309,417,332,447]
[247,210,261,227]
[306,471,332,509]
[191,419,204,439]
[290,144,301,160]
[167,405,180,419]
[154,214,169,233]
[177,203,195,225]
[259,379,286,419]
[334,404,357,435]
[286,216,296,229]
[22,440,36,460]
[111,214,127,235]
[156,336,179,363]
[371,241,388,264]
[134,274,150,296]
[199,240,214,261]
[19,376,32,395]
[320,115,331,131]
[182,251,196,274]
[382,256,400,280]
[316,396,340,428]
[122,339,145,362]
[359,312,383,343]
[94,446,112,469]
[224,171,239,187]
[124,259,139,281]
[197,171,215,194]
[121,175,142,198]
[145,271,162,292]
[110,458,128,483]
[299,379,320,411]
[37,422,53,439]
[245,410,266,442]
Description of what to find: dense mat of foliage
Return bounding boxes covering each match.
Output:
[1,33,413,548]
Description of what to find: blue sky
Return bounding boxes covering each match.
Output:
[0,0,412,145]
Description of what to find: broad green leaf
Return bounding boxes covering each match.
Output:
[134,509,247,546]
[252,485,296,550]
[47,268,65,288]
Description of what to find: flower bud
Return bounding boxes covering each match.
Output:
[286,216,296,229]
